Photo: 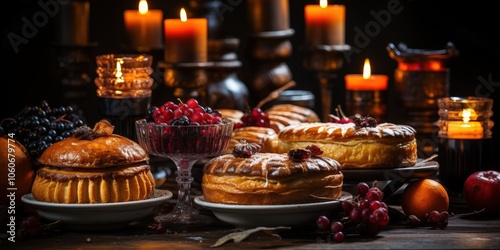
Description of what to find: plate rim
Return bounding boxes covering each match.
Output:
[194,191,352,211]
[21,189,173,209]
[341,160,439,180]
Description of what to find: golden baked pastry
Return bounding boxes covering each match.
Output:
[32,120,156,204]
[265,104,321,133]
[275,122,417,169]
[202,148,343,205]
[32,163,154,203]
[222,126,278,154]
[219,109,244,123]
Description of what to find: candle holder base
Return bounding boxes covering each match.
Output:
[345,90,386,123]
[158,61,214,105]
[244,29,295,107]
[438,138,494,193]
[303,44,351,122]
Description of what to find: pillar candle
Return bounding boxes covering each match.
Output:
[164,8,208,63]
[56,0,90,46]
[305,0,345,46]
[345,59,388,91]
[124,0,163,51]
[247,0,289,33]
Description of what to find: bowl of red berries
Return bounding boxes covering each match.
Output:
[135,98,234,227]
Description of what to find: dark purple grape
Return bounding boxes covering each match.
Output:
[333,231,345,243]
[316,215,330,230]
[349,208,362,224]
[427,210,440,224]
[341,200,354,213]
[330,221,344,233]
[356,182,370,196]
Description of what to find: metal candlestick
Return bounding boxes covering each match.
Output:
[158,61,214,106]
[207,38,249,111]
[244,29,295,107]
[345,90,386,123]
[303,44,351,122]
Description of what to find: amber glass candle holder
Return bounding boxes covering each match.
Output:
[436,97,495,195]
[94,54,154,140]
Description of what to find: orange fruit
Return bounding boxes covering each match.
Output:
[401,178,449,221]
[0,136,35,207]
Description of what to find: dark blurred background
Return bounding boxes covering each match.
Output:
[1,0,499,153]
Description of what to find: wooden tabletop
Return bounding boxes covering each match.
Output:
[4,160,500,249]
[5,199,500,250]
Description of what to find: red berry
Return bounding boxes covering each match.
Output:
[316,215,330,230]
[341,200,354,213]
[356,182,370,196]
[427,210,440,224]
[333,231,345,243]
[330,221,344,233]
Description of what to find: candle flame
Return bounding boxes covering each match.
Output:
[363,58,371,79]
[138,0,148,14]
[461,108,478,123]
[180,8,187,22]
[115,59,124,83]
[320,0,328,8]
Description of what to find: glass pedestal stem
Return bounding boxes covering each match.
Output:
[175,159,195,216]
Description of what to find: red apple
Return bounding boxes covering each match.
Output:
[463,170,500,216]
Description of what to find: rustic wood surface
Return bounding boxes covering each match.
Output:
[4,160,500,249]
[7,210,500,249]
[6,195,500,250]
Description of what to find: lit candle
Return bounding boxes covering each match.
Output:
[304,0,345,46]
[164,8,208,63]
[124,0,163,51]
[447,109,484,139]
[345,59,389,91]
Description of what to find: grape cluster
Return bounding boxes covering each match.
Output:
[234,107,270,129]
[147,98,222,125]
[407,210,450,229]
[316,182,390,243]
[0,100,86,165]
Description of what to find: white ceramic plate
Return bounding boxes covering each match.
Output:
[194,192,352,229]
[21,189,173,231]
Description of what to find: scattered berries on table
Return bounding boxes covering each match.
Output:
[316,182,390,243]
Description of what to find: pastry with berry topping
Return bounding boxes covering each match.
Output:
[202,142,343,205]
[275,120,417,169]
[31,120,156,204]
[265,104,321,133]
[220,126,279,155]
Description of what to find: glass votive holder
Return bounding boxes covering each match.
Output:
[436,96,495,194]
[94,54,154,140]
[345,90,386,123]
